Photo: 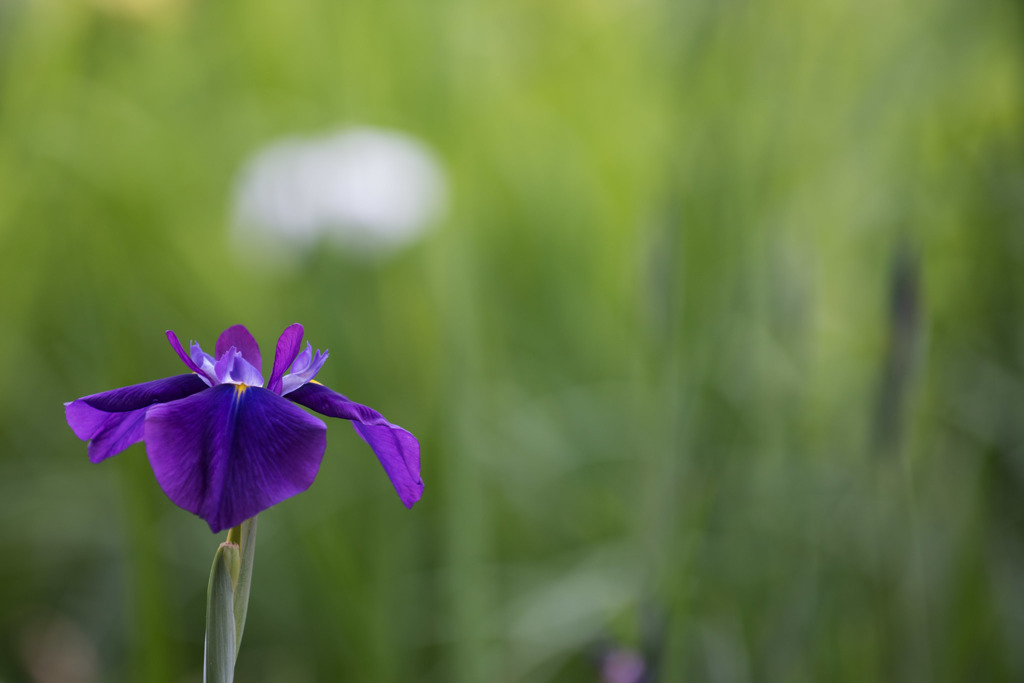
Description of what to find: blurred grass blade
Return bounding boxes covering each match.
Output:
[233,517,257,656]
[205,542,241,683]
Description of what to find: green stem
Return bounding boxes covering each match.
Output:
[205,542,240,683]
[204,518,257,683]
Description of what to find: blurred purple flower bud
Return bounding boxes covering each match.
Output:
[601,648,647,683]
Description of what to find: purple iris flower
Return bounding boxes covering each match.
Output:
[65,324,423,532]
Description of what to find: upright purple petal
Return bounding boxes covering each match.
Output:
[267,323,304,395]
[286,382,423,508]
[167,330,215,384]
[215,324,262,373]
[65,374,208,462]
[144,384,327,532]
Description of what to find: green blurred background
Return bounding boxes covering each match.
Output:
[1,0,1023,680]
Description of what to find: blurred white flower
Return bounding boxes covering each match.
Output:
[231,127,447,263]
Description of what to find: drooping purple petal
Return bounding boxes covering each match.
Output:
[65,403,147,463]
[144,384,327,532]
[286,382,423,508]
[66,400,121,441]
[267,323,304,395]
[65,374,208,462]
[352,421,422,508]
[167,330,216,385]
[215,324,262,373]
[68,374,209,413]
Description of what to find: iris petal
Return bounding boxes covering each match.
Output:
[213,349,235,382]
[268,323,304,395]
[286,382,423,508]
[290,343,313,374]
[190,343,217,381]
[144,384,328,532]
[167,330,216,384]
[65,403,148,463]
[69,374,209,413]
[215,324,262,373]
[64,374,208,462]
[211,347,264,386]
[281,347,329,395]
[219,351,264,386]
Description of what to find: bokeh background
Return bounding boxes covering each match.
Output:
[1,0,1023,681]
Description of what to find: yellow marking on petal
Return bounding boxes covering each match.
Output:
[235,384,248,395]
[310,380,322,385]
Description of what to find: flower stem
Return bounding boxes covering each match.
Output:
[205,542,240,683]
[204,518,257,683]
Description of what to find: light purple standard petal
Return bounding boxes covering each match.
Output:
[267,323,304,395]
[65,374,208,462]
[215,324,262,373]
[190,342,217,381]
[286,382,423,508]
[290,344,313,374]
[144,384,327,532]
[281,344,329,395]
[213,347,264,386]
